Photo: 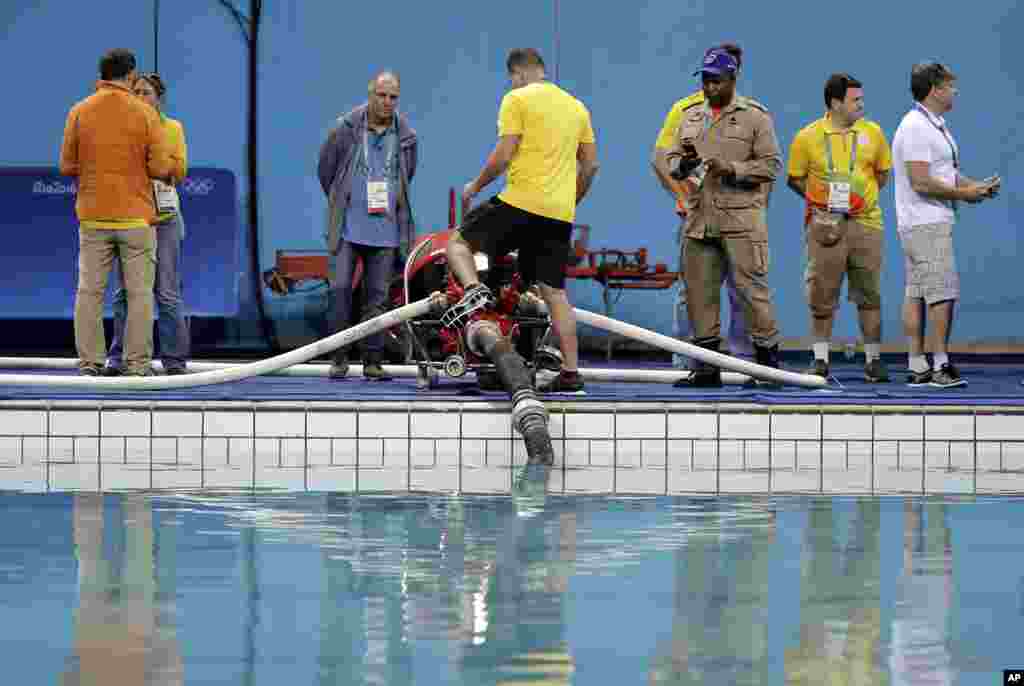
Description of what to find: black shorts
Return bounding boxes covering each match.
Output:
[457,196,573,289]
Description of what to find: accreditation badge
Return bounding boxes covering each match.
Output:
[152,179,180,214]
[827,181,851,214]
[367,180,389,215]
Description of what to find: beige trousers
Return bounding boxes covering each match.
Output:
[75,227,156,372]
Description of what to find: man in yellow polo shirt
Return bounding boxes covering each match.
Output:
[651,43,753,369]
[449,48,599,393]
[787,73,892,382]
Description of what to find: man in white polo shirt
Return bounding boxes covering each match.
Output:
[892,62,1000,388]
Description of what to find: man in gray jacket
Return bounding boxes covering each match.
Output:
[318,71,418,379]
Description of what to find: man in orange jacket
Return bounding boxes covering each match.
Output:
[60,48,175,376]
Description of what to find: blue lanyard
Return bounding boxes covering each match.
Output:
[362,113,397,178]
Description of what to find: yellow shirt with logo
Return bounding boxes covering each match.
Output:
[157,116,188,223]
[497,81,595,223]
[787,116,892,230]
[653,90,704,150]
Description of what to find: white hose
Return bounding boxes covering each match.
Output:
[0,357,749,385]
[0,296,441,390]
[549,367,752,386]
[0,299,816,388]
[573,308,827,389]
[0,357,422,378]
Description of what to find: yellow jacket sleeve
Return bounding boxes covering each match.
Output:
[165,117,188,183]
[654,91,704,149]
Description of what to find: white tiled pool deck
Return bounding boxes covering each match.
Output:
[1,399,1022,494]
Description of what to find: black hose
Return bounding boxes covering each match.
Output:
[468,323,553,464]
[246,0,280,351]
[153,0,160,72]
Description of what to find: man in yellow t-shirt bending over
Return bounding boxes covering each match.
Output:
[448,48,600,393]
[651,43,753,368]
[787,73,893,382]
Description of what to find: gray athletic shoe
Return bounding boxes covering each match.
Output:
[930,363,966,389]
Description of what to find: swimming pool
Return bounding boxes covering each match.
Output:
[1,488,1020,684]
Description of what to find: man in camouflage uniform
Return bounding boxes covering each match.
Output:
[668,48,783,386]
[651,43,753,372]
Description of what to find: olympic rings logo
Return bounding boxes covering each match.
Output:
[181,177,215,195]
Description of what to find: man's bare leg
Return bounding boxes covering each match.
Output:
[445,234,480,288]
[537,283,578,372]
[812,314,835,347]
[902,297,931,376]
[857,305,887,379]
[927,300,955,355]
[858,307,882,343]
[903,297,926,356]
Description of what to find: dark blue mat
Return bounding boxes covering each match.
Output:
[0,362,1021,406]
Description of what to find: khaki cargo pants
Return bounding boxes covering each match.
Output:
[683,233,780,348]
[75,227,156,372]
[804,215,883,318]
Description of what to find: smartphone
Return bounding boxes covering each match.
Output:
[982,175,1001,198]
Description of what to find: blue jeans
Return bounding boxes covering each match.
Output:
[108,214,189,370]
[329,240,395,358]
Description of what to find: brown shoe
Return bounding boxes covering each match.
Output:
[362,353,391,381]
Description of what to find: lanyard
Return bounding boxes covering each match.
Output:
[914,104,958,169]
[914,104,959,214]
[823,128,858,179]
[362,113,397,178]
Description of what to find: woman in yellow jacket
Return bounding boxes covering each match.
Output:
[105,73,191,375]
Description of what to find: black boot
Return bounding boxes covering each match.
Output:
[674,339,722,388]
[751,343,782,388]
[754,343,780,369]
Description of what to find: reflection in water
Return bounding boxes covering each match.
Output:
[458,465,576,685]
[1,491,1019,684]
[784,500,886,685]
[649,502,775,685]
[890,501,956,686]
[62,493,183,685]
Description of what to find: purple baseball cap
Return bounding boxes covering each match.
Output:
[694,49,738,77]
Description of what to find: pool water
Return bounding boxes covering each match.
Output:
[1,485,1021,684]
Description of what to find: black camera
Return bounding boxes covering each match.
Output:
[669,144,702,180]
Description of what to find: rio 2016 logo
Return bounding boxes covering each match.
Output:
[181,177,215,195]
[32,180,77,195]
